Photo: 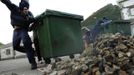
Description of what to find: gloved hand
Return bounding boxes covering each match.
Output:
[28,22,39,32]
[28,26,32,32]
[35,15,44,21]
[28,23,34,32]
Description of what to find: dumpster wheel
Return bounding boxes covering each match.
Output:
[43,58,51,64]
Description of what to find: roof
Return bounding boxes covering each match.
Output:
[0,36,33,50]
[0,43,12,49]
[117,0,128,3]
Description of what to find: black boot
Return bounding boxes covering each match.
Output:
[31,63,37,70]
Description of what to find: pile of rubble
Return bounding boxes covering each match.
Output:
[92,33,134,75]
[41,33,134,75]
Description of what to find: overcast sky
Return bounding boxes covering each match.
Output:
[0,0,117,44]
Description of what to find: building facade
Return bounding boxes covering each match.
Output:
[117,0,134,35]
[0,43,26,60]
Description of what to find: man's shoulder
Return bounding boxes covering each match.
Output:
[28,11,32,14]
[28,11,33,15]
[1,0,19,11]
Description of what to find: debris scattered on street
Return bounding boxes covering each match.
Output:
[38,33,134,75]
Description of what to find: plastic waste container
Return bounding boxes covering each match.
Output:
[108,20,131,35]
[34,9,84,58]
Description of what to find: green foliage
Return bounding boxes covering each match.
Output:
[81,4,131,35]
[0,42,3,47]
[82,4,122,28]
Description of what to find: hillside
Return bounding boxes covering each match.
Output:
[0,42,3,47]
[82,4,122,28]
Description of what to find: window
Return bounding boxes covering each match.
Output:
[129,8,134,16]
[6,49,11,55]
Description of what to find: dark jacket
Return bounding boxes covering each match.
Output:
[1,0,35,30]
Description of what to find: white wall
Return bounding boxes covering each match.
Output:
[0,47,14,59]
[0,47,26,60]
[15,51,26,58]
[121,8,134,20]
[118,0,134,35]
[119,0,134,20]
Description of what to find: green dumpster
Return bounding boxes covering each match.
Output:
[34,9,84,58]
[107,20,131,35]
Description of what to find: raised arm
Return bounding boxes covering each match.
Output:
[0,0,18,12]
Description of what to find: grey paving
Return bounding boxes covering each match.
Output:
[0,54,81,75]
[0,58,43,75]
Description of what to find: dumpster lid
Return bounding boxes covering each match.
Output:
[38,9,83,20]
[113,20,131,24]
